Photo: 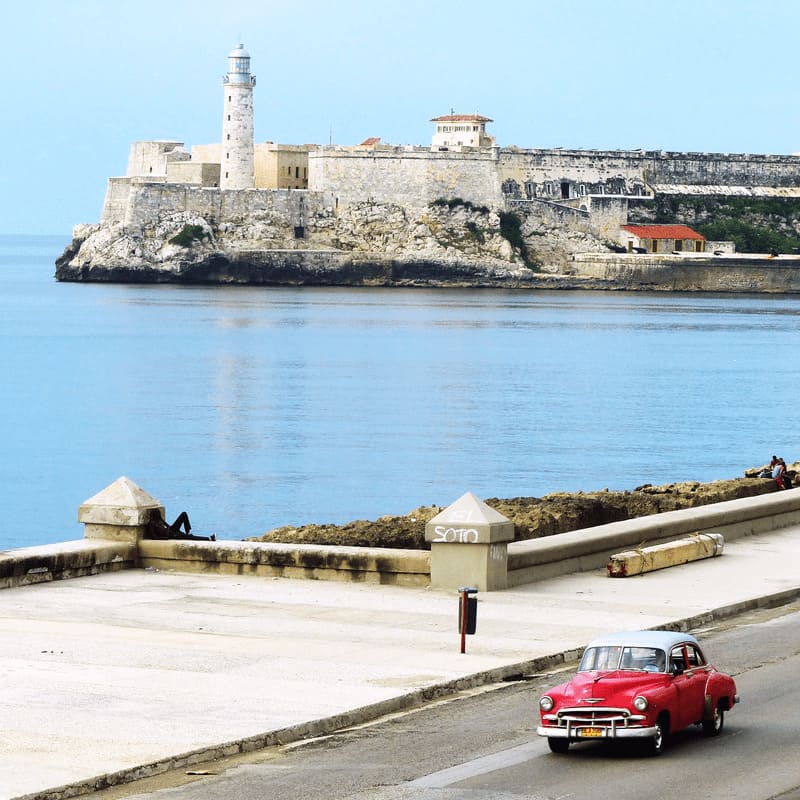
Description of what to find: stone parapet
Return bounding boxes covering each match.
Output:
[507,488,800,585]
[0,539,137,589]
[137,539,431,586]
[5,483,800,592]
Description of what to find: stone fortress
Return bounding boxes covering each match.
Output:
[56,44,800,289]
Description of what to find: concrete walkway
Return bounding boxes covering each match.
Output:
[3,525,800,800]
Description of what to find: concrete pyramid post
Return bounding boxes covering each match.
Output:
[78,477,163,543]
[425,492,514,591]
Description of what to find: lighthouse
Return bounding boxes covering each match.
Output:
[221,44,256,190]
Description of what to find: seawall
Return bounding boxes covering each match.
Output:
[572,252,800,292]
[5,489,800,590]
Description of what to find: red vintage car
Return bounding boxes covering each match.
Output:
[536,630,739,755]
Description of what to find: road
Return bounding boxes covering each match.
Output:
[93,602,800,800]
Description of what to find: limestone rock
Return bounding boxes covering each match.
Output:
[247,472,783,550]
[56,198,616,284]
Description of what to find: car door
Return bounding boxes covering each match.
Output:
[670,644,707,728]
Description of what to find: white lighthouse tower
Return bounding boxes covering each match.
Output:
[221,44,256,190]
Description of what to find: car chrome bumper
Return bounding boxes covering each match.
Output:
[537,725,659,740]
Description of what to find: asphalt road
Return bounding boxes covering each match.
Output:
[94,602,800,800]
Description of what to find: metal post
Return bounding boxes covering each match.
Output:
[460,588,468,654]
[458,586,478,654]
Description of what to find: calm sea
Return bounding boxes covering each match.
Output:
[1,234,797,551]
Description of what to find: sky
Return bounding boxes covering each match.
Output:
[3,0,800,235]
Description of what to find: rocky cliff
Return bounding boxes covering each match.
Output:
[55,198,617,287]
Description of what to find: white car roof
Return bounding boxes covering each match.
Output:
[584,630,700,652]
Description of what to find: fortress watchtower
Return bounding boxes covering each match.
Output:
[430,113,495,150]
[221,44,256,189]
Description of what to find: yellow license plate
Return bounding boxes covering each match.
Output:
[580,727,604,737]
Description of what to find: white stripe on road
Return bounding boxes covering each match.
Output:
[407,742,540,788]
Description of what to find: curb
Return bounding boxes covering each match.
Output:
[16,584,800,800]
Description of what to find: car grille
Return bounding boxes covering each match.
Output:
[548,706,644,731]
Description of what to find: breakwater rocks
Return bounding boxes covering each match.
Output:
[248,472,791,551]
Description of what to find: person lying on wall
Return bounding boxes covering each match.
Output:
[145,509,216,541]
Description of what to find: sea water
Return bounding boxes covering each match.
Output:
[2,234,798,550]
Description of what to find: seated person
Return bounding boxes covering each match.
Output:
[643,651,666,672]
[145,509,216,541]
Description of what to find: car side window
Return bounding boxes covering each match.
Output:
[670,646,686,674]
[686,644,705,667]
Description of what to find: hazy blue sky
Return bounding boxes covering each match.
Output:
[3,0,800,235]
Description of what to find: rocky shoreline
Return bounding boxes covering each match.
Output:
[247,468,793,550]
[55,249,620,289]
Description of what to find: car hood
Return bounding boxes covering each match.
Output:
[554,670,668,704]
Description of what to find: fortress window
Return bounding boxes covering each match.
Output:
[225,171,229,179]
[227,114,231,121]
[227,134,230,140]
[295,166,299,178]
[303,167,307,178]
[287,166,292,175]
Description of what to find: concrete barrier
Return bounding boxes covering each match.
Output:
[506,488,800,586]
[0,539,137,589]
[137,539,431,586]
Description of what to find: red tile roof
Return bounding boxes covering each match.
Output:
[359,137,381,146]
[430,114,493,123]
[622,224,704,240]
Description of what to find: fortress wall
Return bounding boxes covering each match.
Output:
[102,146,800,234]
[496,148,800,197]
[310,148,504,209]
[126,141,188,178]
[644,152,800,186]
[192,143,222,162]
[508,196,627,242]
[586,197,629,237]
[101,178,134,224]
[116,181,333,231]
[509,198,592,230]
[166,161,221,187]
[498,148,646,185]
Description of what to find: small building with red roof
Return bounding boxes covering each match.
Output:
[430,113,495,150]
[620,224,706,254]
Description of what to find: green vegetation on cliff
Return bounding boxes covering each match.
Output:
[632,196,800,254]
[169,224,207,247]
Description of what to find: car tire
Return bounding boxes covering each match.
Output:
[650,719,668,755]
[548,737,570,754]
[702,705,724,737]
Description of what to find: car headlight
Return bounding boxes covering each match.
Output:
[633,695,648,711]
[540,696,554,712]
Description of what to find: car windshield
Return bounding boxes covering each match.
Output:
[579,645,666,673]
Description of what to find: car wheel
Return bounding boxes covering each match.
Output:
[702,705,724,737]
[548,737,570,754]
[650,719,668,755]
